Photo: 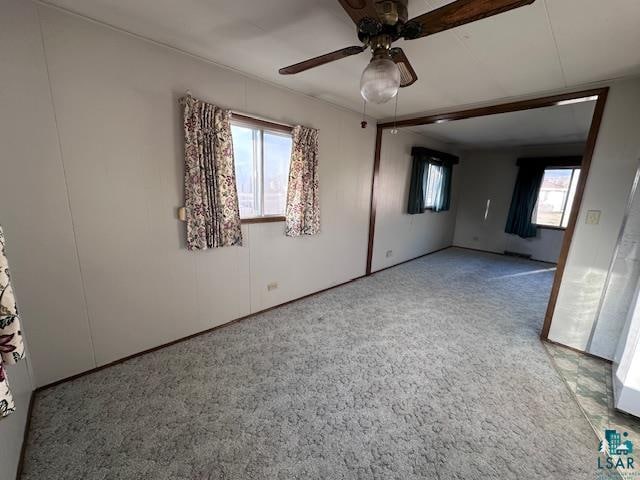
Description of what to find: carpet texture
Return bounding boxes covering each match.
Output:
[22,249,604,479]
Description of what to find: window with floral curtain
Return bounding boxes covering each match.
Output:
[285,126,320,236]
[181,94,242,249]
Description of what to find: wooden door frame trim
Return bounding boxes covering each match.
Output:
[366,88,610,341]
[366,126,383,275]
[540,88,609,340]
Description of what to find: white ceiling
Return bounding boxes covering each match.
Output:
[40,0,640,119]
[410,99,595,148]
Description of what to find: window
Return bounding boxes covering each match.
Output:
[231,120,292,220]
[423,163,445,210]
[532,167,581,228]
[422,163,451,212]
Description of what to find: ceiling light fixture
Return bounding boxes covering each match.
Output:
[360,55,401,104]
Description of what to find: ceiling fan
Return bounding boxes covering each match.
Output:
[279,0,535,104]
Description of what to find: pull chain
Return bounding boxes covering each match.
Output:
[361,99,368,129]
[390,92,399,134]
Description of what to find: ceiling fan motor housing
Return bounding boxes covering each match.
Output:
[357,17,383,40]
[376,0,408,25]
[358,0,417,43]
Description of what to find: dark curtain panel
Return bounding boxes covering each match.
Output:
[505,165,545,238]
[407,157,427,214]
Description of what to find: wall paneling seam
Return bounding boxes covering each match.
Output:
[35,4,97,369]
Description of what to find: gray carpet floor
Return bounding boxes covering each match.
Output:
[22,248,605,479]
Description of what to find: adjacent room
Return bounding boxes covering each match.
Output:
[1,0,640,479]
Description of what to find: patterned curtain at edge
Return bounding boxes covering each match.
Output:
[504,165,545,238]
[0,226,25,418]
[181,95,242,250]
[285,126,320,236]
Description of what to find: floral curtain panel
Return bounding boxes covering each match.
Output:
[285,126,320,236]
[0,226,25,418]
[181,94,242,250]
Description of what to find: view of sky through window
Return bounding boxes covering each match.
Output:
[533,168,581,228]
[423,163,443,209]
[231,123,292,219]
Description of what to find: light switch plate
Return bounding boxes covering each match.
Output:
[586,210,601,225]
[177,206,187,222]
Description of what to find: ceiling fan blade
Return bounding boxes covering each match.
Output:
[336,0,379,25]
[390,48,417,87]
[279,46,366,75]
[408,0,535,38]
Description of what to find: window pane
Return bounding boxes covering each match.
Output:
[561,169,581,228]
[263,131,292,216]
[424,164,443,209]
[533,169,572,227]
[231,125,258,218]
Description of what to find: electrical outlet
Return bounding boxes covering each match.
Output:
[267,282,278,291]
[586,210,601,225]
[386,250,393,258]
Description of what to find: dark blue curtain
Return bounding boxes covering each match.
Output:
[407,157,427,214]
[505,165,545,238]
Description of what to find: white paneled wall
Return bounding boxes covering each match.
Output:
[1,2,375,389]
[550,79,640,353]
[371,130,460,272]
[0,2,49,478]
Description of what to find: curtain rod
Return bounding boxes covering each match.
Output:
[231,110,294,130]
[230,111,296,133]
[182,90,315,132]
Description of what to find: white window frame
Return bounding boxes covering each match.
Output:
[230,117,292,222]
[532,166,581,230]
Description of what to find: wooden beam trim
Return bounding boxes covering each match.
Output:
[378,88,605,129]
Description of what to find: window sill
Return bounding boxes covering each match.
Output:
[535,225,566,231]
[422,207,448,213]
[241,216,285,224]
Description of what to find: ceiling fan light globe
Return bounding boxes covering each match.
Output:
[360,58,400,104]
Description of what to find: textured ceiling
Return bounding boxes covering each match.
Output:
[409,100,595,148]
[40,0,640,119]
